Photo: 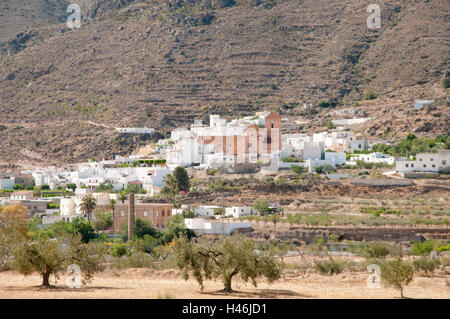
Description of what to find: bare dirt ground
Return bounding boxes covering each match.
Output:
[1,268,448,299]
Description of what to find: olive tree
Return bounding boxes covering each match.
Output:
[0,205,29,270]
[380,258,414,298]
[11,234,106,287]
[174,235,282,292]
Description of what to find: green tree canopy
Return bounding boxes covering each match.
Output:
[174,166,190,192]
[80,195,98,221]
[11,234,106,287]
[174,235,282,292]
[66,183,77,191]
[253,198,270,215]
[380,258,414,298]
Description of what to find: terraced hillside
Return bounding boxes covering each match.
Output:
[0,0,448,166]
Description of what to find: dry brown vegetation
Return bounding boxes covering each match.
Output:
[0,0,448,166]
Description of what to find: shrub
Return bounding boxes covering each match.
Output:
[442,77,450,89]
[317,100,337,108]
[413,257,440,277]
[111,252,154,269]
[364,90,376,100]
[305,213,331,226]
[282,156,302,163]
[206,168,218,176]
[315,257,344,275]
[380,259,414,298]
[411,239,441,256]
[110,243,129,258]
[291,165,306,174]
[314,165,336,174]
[359,242,391,258]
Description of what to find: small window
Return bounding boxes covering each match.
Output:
[411,164,414,167]
[405,164,409,168]
[162,210,165,217]
[120,211,125,217]
[419,158,422,161]
[431,158,434,161]
[423,164,426,168]
[144,211,148,217]
[432,164,435,168]
[443,160,447,165]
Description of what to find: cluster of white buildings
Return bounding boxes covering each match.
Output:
[153,111,375,173]
[159,112,283,172]
[279,129,367,172]
[30,155,172,195]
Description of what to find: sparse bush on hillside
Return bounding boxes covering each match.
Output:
[371,135,450,157]
[317,100,338,108]
[364,90,376,100]
[206,168,218,176]
[442,77,450,89]
[314,165,336,174]
[291,165,306,174]
[315,257,344,275]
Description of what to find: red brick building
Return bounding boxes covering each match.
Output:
[113,202,173,234]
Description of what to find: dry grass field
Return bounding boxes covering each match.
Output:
[1,256,449,299]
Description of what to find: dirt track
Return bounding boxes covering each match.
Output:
[0,269,448,299]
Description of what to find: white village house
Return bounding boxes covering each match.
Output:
[396,150,450,173]
[184,218,252,235]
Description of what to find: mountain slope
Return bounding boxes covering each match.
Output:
[0,0,448,166]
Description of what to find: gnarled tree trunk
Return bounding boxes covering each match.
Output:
[223,268,238,292]
[41,266,53,287]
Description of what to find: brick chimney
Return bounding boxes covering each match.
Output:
[127,193,135,240]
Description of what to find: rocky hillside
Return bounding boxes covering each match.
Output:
[0,0,448,167]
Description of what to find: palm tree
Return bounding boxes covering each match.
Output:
[118,192,127,204]
[109,199,116,225]
[80,194,98,222]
